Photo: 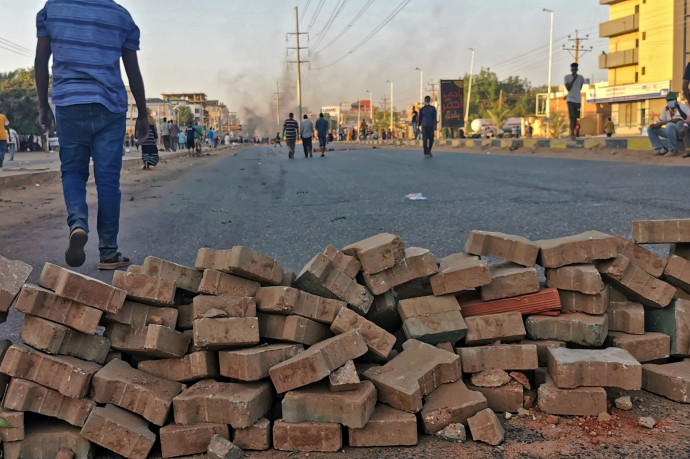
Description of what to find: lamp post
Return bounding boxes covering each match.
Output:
[386,80,394,133]
[413,67,423,105]
[464,48,475,125]
[543,8,554,138]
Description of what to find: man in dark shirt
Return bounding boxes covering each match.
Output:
[282,113,299,159]
[314,113,329,157]
[419,96,437,158]
[411,108,419,139]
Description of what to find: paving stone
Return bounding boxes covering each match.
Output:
[606,301,645,334]
[329,360,360,392]
[536,231,619,268]
[394,276,434,299]
[0,254,32,313]
[111,271,176,306]
[545,264,604,294]
[196,246,283,285]
[198,269,260,297]
[632,218,690,244]
[607,332,670,362]
[597,254,676,308]
[398,294,468,344]
[193,317,260,350]
[293,290,347,324]
[323,245,361,278]
[459,344,538,373]
[348,404,417,447]
[614,235,667,277]
[4,419,93,459]
[219,343,304,382]
[141,256,202,292]
[361,247,438,295]
[430,254,490,296]
[41,263,126,313]
[363,339,461,413]
[193,295,256,319]
[366,290,400,332]
[645,298,690,355]
[90,358,183,426]
[138,351,220,382]
[14,284,102,334]
[207,434,244,459]
[104,300,178,328]
[642,359,690,403]
[258,313,331,345]
[547,347,641,390]
[464,311,526,345]
[467,408,504,445]
[3,378,95,427]
[671,243,690,260]
[233,417,271,451]
[173,379,272,428]
[282,380,377,428]
[281,269,296,287]
[558,285,610,315]
[467,381,523,413]
[19,315,110,364]
[464,230,539,267]
[663,254,690,292]
[255,286,300,314]
[330,307,395,361]
[0,409,23,442]
[520,340,566,366]
[159,423,230,458]
[269,329,368,393]
[469,369,512,388]
[480,262,539,301]
[0,343,100,399]
[525,313,608,347]
[342,233,405,275]
[80,404,156,459]
[537,375,607,416]
[273,419,342,452]
[105,323,190,358]
[421,380,488,434]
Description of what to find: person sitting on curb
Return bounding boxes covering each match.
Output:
[648,92,689,157]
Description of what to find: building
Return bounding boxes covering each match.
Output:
[593,0,688,134]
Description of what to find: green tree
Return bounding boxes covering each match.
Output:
[486,108,511,132]
[549,112,568,138]
[175,105,194,126]
[0,68,44,134]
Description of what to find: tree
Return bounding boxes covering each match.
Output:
[175,105,193,126]
[486,108,511,132]
[0,68,43,134]
[549,112,568,138]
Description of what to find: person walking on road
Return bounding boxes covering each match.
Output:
[35,0,148,269]
[411,107,419,140]
[274,132,282,147]
[0,113,8,169]
[419,95,437,158]
[160,117,170,151]
[564,62,585,141]
[141,109,159,169]
[185,122,195,155]
[169,120,179,152]
[7,125,18,161]
[283,113,299,159]
[300,114,314,158]
[315,113,329,157]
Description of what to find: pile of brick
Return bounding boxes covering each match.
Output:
[0,218,689,458]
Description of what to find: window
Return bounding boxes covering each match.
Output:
[635,5,639,12]
[641,67,646,75]
[635,72,639,82]
[642,31,646,40]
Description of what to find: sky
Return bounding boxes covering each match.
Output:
[1,0,610,133]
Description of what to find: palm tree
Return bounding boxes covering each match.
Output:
[548,112,568,138]
[175,105,193,126]
[485,108,511,134]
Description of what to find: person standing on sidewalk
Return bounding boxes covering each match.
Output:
[35,0,148,269]
[315,113,329,157]
[300,114,314,158]
[419,95,437,158]
[604,118,614,137]
[7,125,18,161]
[169,120,179,152]
[282,113,298,159]
[160,117,170,151]
[564,62,585,141]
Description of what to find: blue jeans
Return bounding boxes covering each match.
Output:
[0,140,6,167]
[55,103,126,260]
[648,123,679,151]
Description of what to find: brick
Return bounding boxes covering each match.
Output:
[257,313,331,345]
[480,262,539,301]
[324,244,361,278]
[632,218,690,244]
[233,417,271,451]
[363,339,461,413]
[394,276,434,299]
[558,285,610,315]
[467,408,504,445]
[127,264,143,273]
[361,247,438,296]
[196,246,283,285]
[465,230,539,267]
[536,231,618,268]
[207,434,243,459]
[138,351,220,382]
[366,290,400,332]
[14,284,102,334]
[470,369,512,387]
[142,256,202,292]
[294,290,346,324]
[19,315,110,364]
[112,270,176,306]
[329,360,360,392]
[467,382,523,413]
[193,317,260,350]
[173,379,272,427]
[459,344,538,373]
[80,404,156,459]
[545,264,604,294]
[398,295,467,344]
[597,254,676,308]
[520,340,565,366]
[664,254,690,292]
[160,423,230,458]
[41,263,126,313]
[269,330,368,393]
[330,308,395,361]
[219,344,304,382]
[537,375,608,416]
[273,419,342,452]
[38,261,62,289]
[421,380,488,434]
[607,331,670,362]
[55,448,74,459]
[282,380,376,428]
[606,301,645,334]
[0,409,23,442]
[464,311,526,345]
[525,313,608,346]
[0,254,32,313]
[348,404,417,447]
[547,347,641,390]
[430,254,490,295]
[461,288,562,317]
[104,300,178,328]
[281,269,296,286]
[642,359,690,403]
[255,286,300,313]
[296,253,373,314]
[614,235,667,277]
[198,269,260,297]
[4,420,93,459]
[341,233,405,275]
[0,343,100,398]
[90,358,183,426]
[645,298,690,355]
[3,378,95,427]
[104,323,190,358]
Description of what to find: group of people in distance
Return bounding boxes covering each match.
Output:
[281,112,330,159]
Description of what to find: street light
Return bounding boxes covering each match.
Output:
[543,8,554,138]
[386,80,394,133]
[464,49,475,125]
[365,89,373,122]
[413,67,423,105]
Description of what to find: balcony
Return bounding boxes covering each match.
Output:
[599,48,638,69]
[600,0,627,4]
[600,13,639,37]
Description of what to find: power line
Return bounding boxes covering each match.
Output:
[313,0,375,54]
[0,36,32,53]
[300,0,312,22]
[311,0,349,51]
[0,44,32,58]
[307,0,325,32]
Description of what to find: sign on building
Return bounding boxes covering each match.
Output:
[440,80,464,128]
[322,106,340,119]
[586,81,670,104]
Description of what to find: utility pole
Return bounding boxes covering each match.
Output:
[428,82,438,103]
[381,97,389,113]
[274,81,281,128]
[465,48,475,126]
[386,80,394,133]
[287,7,309,121]
[563,30,593,63]
[543,8,554,138]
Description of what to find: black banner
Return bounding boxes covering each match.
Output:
[440,80,464,128]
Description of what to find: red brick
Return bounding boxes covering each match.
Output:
[421,380,488,433]
[642,359,690,403]
[112,271,176,306]
[607,332,670,362]
[464,311,526,345]
[536,231,619,268]
[273,419,342,452]
[558,285,610,315]
[207,434,244,459]
[257,313,331,345]
[324,245,361,278]
[4,419,93,459]
[459,344,538,373]
[361,247,438,295]
[466,382,523,413]
[0,254,32,313]
[469,369,512,388]
[342,233,405,275]
[545,264,604,294]
[0,409,23,442]
[597,254,675,308]
[547,347,641,390]
[465,230,539,267]
[461,288,562,317]
[606,301,645,334]
[430,253,490,295]
[632,218,690,244]
[525,313,608,347]
[664,254,690,291]
[193,317,260,350]
[138,351,220,382]
[294,290,346,324]
[159,423,230,458]
[104,323,190,358]
[198,269,260,297]
[4,378,95,427]
[480,262,539,301]
[255,286,300,313]
[219,343,303,382]
[40,263,126,313]
[328,360,360,392]
[104,300,178,328]
[195,246,283,285]
[467,408,505,445]
[233,418,271,451]
[80,404,156,459]
[90,358,183,426]
[348,404,417,447]
[330,307,395,361]
[142,256,202,292]
[173,379,272,428]
[0,343,100,399]
[398,295,467,344]
[537,375,607,416]
[38,261,62,289]
[614,235,667,277]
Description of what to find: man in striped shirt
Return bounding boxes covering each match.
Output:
[35,0,148,270]
[282,113,299,159]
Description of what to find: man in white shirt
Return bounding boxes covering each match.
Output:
[564,62,585,141]
[299,114,314,158]
[7,126,18,161]
[647,92,689,156]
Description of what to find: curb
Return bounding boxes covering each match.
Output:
[353,137,655,151]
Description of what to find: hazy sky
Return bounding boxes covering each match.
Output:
[1,0,609,131]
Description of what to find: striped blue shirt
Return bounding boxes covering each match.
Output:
[36,0,140,113]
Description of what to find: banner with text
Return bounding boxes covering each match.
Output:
[440,80,464,128]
